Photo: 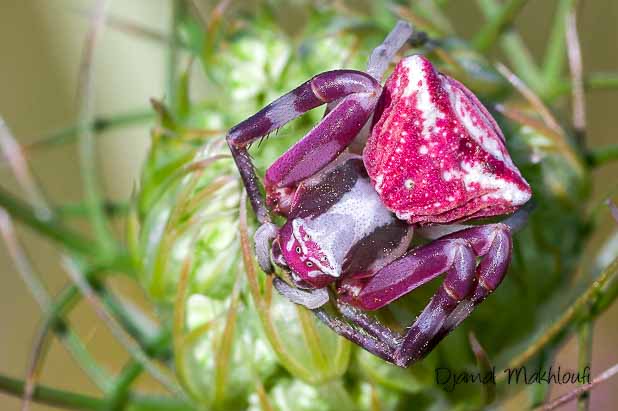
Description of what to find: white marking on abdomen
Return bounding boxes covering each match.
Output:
[293,178,394,277]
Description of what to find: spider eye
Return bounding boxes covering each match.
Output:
[295,246,301,254]
[306,261,313,267]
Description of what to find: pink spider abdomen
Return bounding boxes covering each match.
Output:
[364,55,532,225]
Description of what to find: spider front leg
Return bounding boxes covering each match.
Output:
[227,70,381,225]
[322,223,512,367]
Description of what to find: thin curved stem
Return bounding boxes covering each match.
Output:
[0,119,52,217]
[476,0,543,90]
[98,287,164,356]
[104,362,143,410]
[39,286,111,390]
[540,363,618,411]
[172,254,201,401]
[586,144,618,167]
[565,5,586,146]
[547,72,618,99]
[22,320,54,411]
[104,330,170,410]
[0,373,195,411]
[238,193,315,382]
[0,374,106,411]
[576,320,593,411]
[0,189,94,256]
[63,260,182,397]
[0,211,112,391]
[586,72,618,89]
[501,255,618,379]
[469,332,496,406]
[76,0,117,254]
[26,110,154,151]
[542,0,577,93]
[55,200,128,219]
[213,276,242,406]
[167,0,186,109]
[473,0,529,52]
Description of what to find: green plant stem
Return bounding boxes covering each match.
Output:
[213,278,241,406]
[473,0,529,52]
[77,0,118,256]
[56,200,129,219]
[238,195,316,382]
[105,329,170,411]
[0,187,94,256]
[167,0,186,109]
[104,329,172,410]
[296,305,329,375]
[577,321,593,411]
[2,213,112,391]
[31,286,112,390]
[63,330,113,391]
[501,255,618,380]
[93,11,191,51]
[0,373,195,411]
[586,144,618,167]
[542,0,577,93]
[98,286,168,356]
[44,286,112,390]
[0,374,106,411]
[547,72,618,99]
[28,110,154,151]
[476,0,544,91]
[469,333,496,406]
[412,0,454,36]
[104,361,143,411]
[586,72,618,89]
[65,261,182,397]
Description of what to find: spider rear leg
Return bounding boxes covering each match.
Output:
[367,20,414,80]
[420,226,512,358]
[314,308,396,363]
[393,238,479,367]
[316,224,512,367]
[336,302,401,349]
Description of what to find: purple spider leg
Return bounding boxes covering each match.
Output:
[227,70,380,216]
[227,71,380,271]
[392,236,480,367]
[261,73,380,195]
[401,206,533,360]
[313,308,396,363]
[422,227,512,355]
[335,302,401,350]
[419,203,534,347]
[318,223,514,367]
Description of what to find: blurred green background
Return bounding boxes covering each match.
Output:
[1,1,617,410]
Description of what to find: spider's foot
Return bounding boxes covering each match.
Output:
[255,222,278,274]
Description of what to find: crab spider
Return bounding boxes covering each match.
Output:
[227,21,532,367]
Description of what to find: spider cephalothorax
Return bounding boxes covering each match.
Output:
[227,21,532,367]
